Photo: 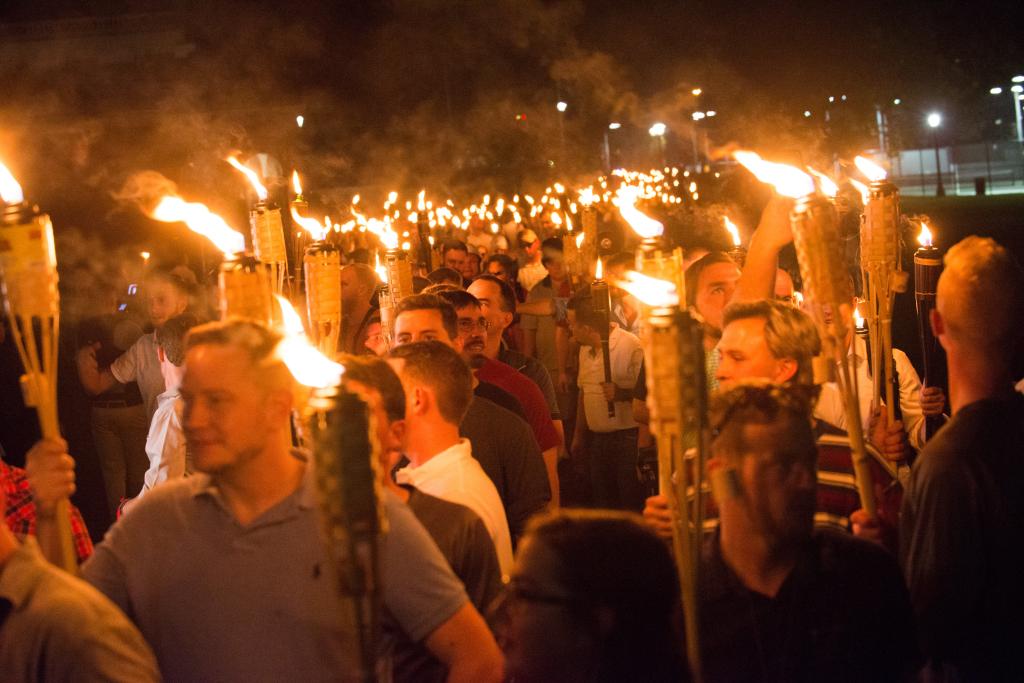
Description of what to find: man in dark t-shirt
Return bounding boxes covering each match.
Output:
[899,236,1024,680]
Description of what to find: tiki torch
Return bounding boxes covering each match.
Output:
[373,221,414,348]
[276,298,381,683]
[149,195,274,325]
[914,221,943,440]
[415,190,432,274]
[591,258,616,418]
[615,271,706,683]
[293,208,342,359]
[855,155,908,424]
[227,157,289,296]
[0,161,77,573]
[613,184,686,307]
[735,151,877,516]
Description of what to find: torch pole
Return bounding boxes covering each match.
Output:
[590,275,616,417]
[914,243,943,440]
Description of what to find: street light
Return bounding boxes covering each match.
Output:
[556,101,568,113]
[989,80,1024,142]
[691,111,706,121]
[926,112,945,197]
[608,122,621,130]
[691,88,703,96]
[296,115,304,128]
[649,123,667,166]
[1013,75,1024,83]
[556,101,568,168]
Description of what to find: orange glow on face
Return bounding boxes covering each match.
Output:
[918,222,934,248]
[226,157,268,201]
[0,161,25,204]
[733,151,815,198]
[151,196,245,255]
[613,270,679,307]
[854,155,888,182]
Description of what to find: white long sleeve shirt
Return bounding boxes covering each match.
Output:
[578,325,644,433]
[814,335,927,450]
[136,389,187,501]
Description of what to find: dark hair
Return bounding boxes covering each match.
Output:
[709,380,819,471]
[145,264,197,297]
[394,294,459,341]
[483,253,518,279]
[427,267,464,288]
[441,240,469,258]
[156,312,201,366]
[389,340,473,424]
[412,275,431,294]
[435,289,481,313]
[540,237,564,266]
[522,510,688,682]
[339,354,406,423]
[471,274,517,314]
[684,252,738,308]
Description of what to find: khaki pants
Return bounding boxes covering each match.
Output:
[91,404,149,516]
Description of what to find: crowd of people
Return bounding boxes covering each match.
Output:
[1,185,1023,682]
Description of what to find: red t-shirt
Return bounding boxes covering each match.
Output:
[476,358,561,451]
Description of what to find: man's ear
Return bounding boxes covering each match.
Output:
[775,358,798,383]
[930,309,949,350]
[410,385,431,416]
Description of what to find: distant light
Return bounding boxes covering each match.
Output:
[828,96,835,103]
[296,115,304,128]
[841,94,847,101]
[995,119,1003,125]
[927,112,942,128]
[515,113,527,121]
[140,251,151,261]
[556,101,568,112]
[803,110,812,117]
[990,87,1004,95]
[649,122,667,137]
[691,111,706,121]
[608,122,622,130]
[1013,75,1024,83]
[692,88,703,96]
[893,98,902,105]
[1012,85,1024,94]
[706,110,717,117]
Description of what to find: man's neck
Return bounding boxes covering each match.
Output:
[405,421,462,467]
[947,352,1013,414]
[214,440,306,526]
[484,335,502,359]
[719,524,799,598]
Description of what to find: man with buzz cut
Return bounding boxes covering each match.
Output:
[32,319,503,682]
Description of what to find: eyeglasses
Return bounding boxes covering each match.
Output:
[457,317,490,333]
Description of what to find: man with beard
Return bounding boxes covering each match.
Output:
[699,382,919,682]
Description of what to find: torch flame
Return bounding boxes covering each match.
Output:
[595,258,604,279]
[274,295,344,389]
[151,196,245,255]
[292,170,302,196]
[733,151,815,199]
[723,216,742,247]
[854,155,888,183]
[375,252,388,283]
[0,160,25,205]
[807,167,839,198]
[853,307,865,330]
[849,178,871,206]
[918,222,934,248]
[613,185,664,239]
[226,157,268,201]
[418,190,426,212]
[290,206,328,242]
[613,271,680,308]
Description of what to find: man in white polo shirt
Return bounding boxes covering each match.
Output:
[389,341,515,576]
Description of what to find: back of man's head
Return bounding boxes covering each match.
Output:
[157,312,202,366]
[339,354,406,423]
[938,236,1024,360]
[389,340,473,425]
[723,300,821,384]
[427,267,464,288]
[567,286,606,331]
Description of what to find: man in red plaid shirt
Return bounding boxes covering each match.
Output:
[1,444,93,564]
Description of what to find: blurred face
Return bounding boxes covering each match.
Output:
[605,263,627,299]
[715,423,816,545]
[499,536,595,683]
[340,267,367,307]
[393,309,456,347]
[363,321,387,356]
[774,269,795,304]
[695,262,741,332]
[487,261,508,280]
[464,255,480,280]
[468,279,511,338]
[444,248,468,275]
[454,304,489,362]
[567,310,598,348]
[180,344,285,476]
[716,317,795,389]
[146,279,188,329]
[544,258,566,281]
